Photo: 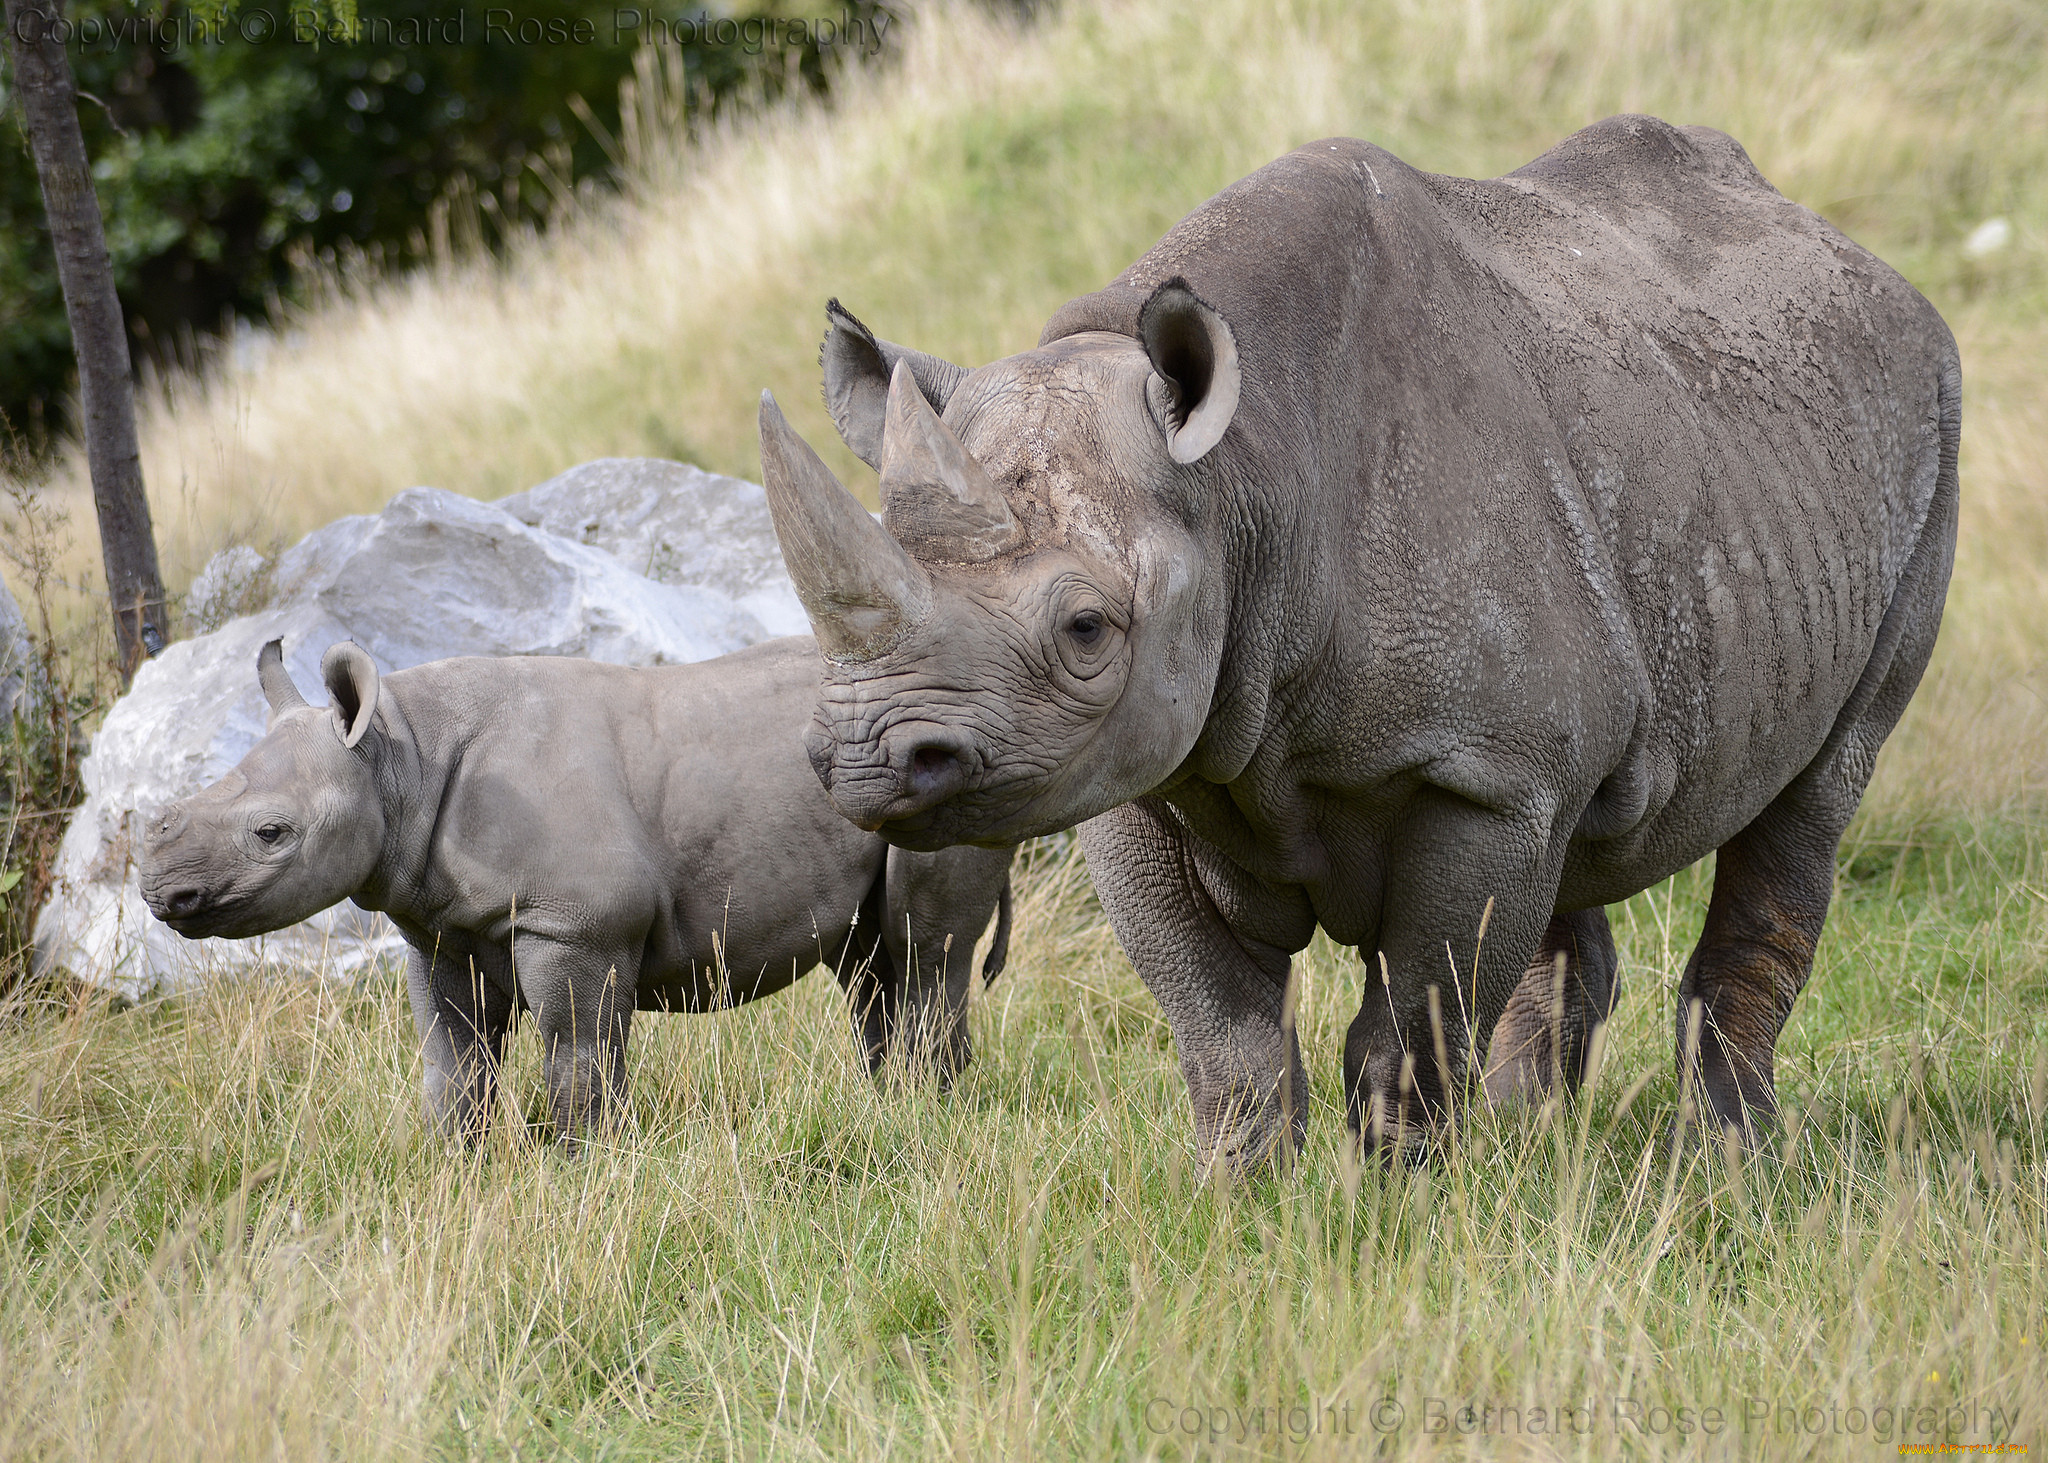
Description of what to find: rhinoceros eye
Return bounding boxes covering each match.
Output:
[1066,610,1104,648]
[254,824,286,846]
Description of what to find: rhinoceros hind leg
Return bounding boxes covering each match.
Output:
[1482,906,1620,1106]
[1678,413,1955,1141]
[1673,810,1836,1141]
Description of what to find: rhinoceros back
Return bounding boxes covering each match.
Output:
[1039,114,1957,873]
[1442,117,1957,841]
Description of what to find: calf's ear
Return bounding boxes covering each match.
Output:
[820,298,969,470]
[320,642,381,749]
[1139,278,1241,465]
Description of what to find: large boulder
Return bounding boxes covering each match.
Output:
[495,457,809,638]
[0,568,29,724]
[36,464,805,997]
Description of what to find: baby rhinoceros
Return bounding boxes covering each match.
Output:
[139,636,1016,1143]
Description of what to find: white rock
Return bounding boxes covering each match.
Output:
[0,568,29,724]
[1962,217,2012,260]
[296,486,768,669]
[36,471,804,997]
[184,544,270,633]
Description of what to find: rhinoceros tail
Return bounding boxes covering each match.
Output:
[980,878,1014,986]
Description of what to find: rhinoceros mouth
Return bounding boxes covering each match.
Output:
[861,777,1064,852]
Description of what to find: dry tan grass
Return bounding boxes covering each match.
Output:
[17,0,2046,824]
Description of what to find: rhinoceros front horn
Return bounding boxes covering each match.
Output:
[878,360,1027,564]
[759,390,933,661]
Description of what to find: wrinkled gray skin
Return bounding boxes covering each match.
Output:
[139,637,1015,1142]
[759,115,1960,1169]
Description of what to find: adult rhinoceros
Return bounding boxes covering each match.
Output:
[756,115,1960,1169]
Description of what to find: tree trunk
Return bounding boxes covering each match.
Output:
[3,0,165,679]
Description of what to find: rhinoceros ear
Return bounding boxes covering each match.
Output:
[820,298,969,470]
[257,638,309,724]
[1139,278,1241,465]
[320,642,381,750]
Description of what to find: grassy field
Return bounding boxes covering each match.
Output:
[2,838,2044,1459]
[4,0,2047,1457]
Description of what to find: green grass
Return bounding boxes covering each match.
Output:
[3,833,2044,1460]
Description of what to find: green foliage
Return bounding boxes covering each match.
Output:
[0,472,108,983]
[0,0,900,443]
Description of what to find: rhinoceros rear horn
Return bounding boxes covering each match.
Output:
[878,360,1027,564]
[320,641,381,749]
[759,390,933,661]
[1139,277,1241,465]
[256,638,308,721]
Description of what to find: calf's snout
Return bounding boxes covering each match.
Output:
[159,886,208,920]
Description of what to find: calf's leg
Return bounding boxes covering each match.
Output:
[880,843,1017,1086]
[833,874,897,1076]
[516,934,636,1142]
[408,942,515,1142]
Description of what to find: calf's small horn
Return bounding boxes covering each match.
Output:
[256,638,308,719]
[759,390,933,660]
[878,360,1026,563]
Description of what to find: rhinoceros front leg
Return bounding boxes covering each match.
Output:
[1481,907,1621,1105]
[1344,796,1560,1155]
[1080,800,1316,1174]
[407,941,516,1143]
[880,843,1017,1087]
[515,933,636,1143]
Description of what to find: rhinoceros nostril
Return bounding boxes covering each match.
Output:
[906,741,970,801]
[165,888,207,918]
[911,745,957,778]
